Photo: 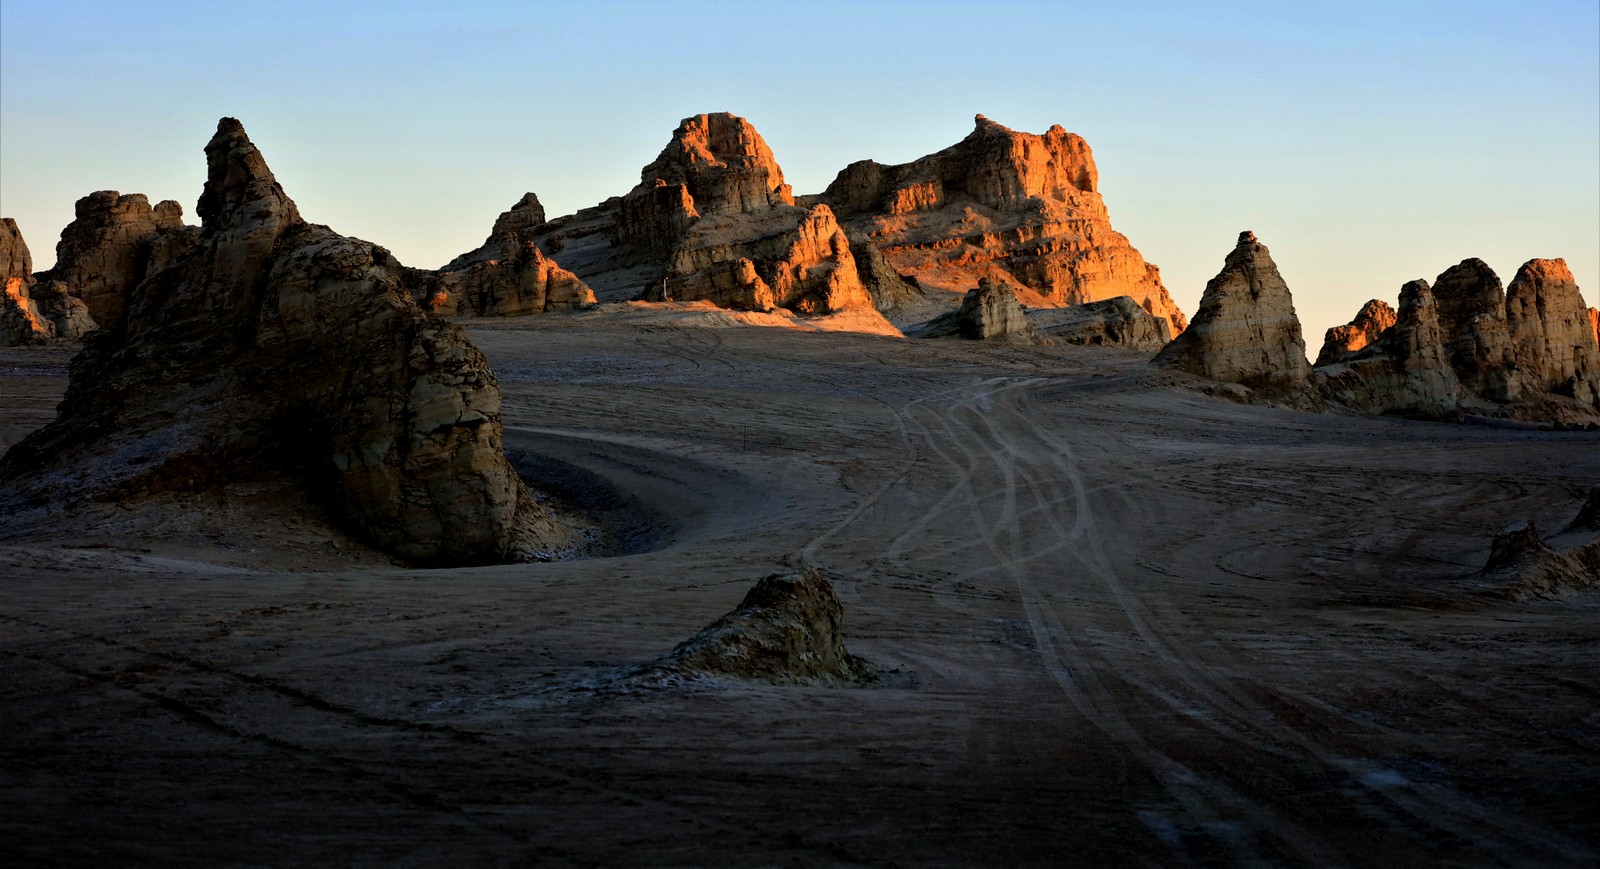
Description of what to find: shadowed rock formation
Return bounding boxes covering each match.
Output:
[0,118,575,567]
[1563,487,1600,534]
[1431,258,1517,401]
[32,280,97,340]
[1315,279,1459,418]
[1315,298,1395,366]
[1027,296,1172,350]
[1,218,55,346]
[650,570,880,686]
[425,193,597,316]
[908,277,1041,343]
[1482,519,1600,599]
[1506,259,1600,406]
[1151,231,1309,392]
[818,115,1185,333]
[37,191,198,330]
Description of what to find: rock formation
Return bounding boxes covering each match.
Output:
[424,193,597,316]
[1564,487,1600,535]
[1151,232,1309,392]
[31,280,98,340]
[817,115,1185,333]
[1430,258,1517,401]
[1481,519,1600,599]
[1315,298,1395,366]
[1,218,55,346]
[1314,279,1459,418]
[648,570,879,686]
[1505,259,1600,406]
[1027,296,1172,350]
[0,118,575,567]
[908,278,1040,343]
[474,113,889,328]
[37,191,197,329]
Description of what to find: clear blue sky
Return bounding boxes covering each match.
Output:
[2,0,1596,341]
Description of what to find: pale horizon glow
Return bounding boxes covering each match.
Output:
[2,0,1596,343]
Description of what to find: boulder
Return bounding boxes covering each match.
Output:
[1314,279,1459,418]
[38,191,197,329]
[1505,258,1600,406]
[0,118,574,567]
[1,218,55,346]
[908,277,1040,343]
[649,570,879,686]
[818,115,1185,334]
[1027,296,1172,350]
[1315,298,1396,366]
[1151,231,1309,391]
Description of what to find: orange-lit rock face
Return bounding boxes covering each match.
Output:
[820,115,1184,333]
[1506,258,1600,405]
[637,112,794,216]
[430,193,597,317]
[41,190,197,330]
[1316,298,1397,366]
[1,219,54,346]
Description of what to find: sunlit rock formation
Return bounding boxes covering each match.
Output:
[1,218,55,346]
[37,191,198,330]
[646,570,880,686]
[908,277,1041,343]
[0,118,575,567]
[1314,279,1459,418]
[1027,295,1172,350]
[817,114,1185,333]
[1151,231,1309,392]
[424,193,597,316]
[1315,298,1395,366]
[1506,259,1600,406]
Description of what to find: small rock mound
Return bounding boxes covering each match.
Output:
[1562,487,1600,534]
[1151,231,1310,394]
[908,277,1041,343]
[1027,295,1172,350]
[1481,519,1600,599]
[650,570,880,686]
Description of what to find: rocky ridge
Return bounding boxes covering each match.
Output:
[817,115,1186,334]
[0,118,576,567]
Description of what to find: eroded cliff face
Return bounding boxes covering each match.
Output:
[1315,279,1459,418]
[0,118,574,566]
[511,112,888,324]
[818,115,1185,333]
[1316,298,1396,366]
[1506,258,1600,406]
[39,191,197,330]
[1151,231,1308,391]
[1,218,54,346]
[425,192,597,317]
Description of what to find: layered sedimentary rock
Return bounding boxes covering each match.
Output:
[1430,258,1517,401]
[2,218,56,346]
[0,118,572,566]
[847,231,924,313]
[492,113,886,327]
[909,277,1040,343]
[1505,259,1600,406]
[1027,296,1172,350]
[1315,280,1459,417]
[425,193,596,316]
[1151,232,1309,391]
[38,191,197,329]
[1315,298,1395,366]
[817,115,1185,333]
[648,570,879,686]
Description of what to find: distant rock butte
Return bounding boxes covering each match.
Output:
[817,115,1185,333]
[1315,279,1459,418]
[909,277,1041,344]
[2,218,54,346]
[1151,231,1309,392]
[1506,258,1600,406]
[1315,298,1395,366]
[0,118,575,567]
[424,192,597,317]
[39,191,198,330]
[1430,258,1517,401]
[1028,295,1172,351]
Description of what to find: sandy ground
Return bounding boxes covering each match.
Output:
[2,317,1599,866]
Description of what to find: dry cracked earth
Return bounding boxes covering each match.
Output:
[3,317,1598,866]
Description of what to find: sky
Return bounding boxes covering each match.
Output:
[2,0,1596,342]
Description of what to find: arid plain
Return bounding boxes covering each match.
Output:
[4,311,1598,865]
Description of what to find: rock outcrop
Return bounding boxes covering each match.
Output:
[470,113,890,330]
[32,280,98,340]
[1481,519,1600,599]
[1431,258,1517,401]
[648,570,879,686]
[908,277,1040,343]
[1564,487,1600,534]
[1315,298,1395,366]
[1027,296,1172,350]
[1,218,55,346]
[1314,279,1459,418]
[0,118,575,567]
[424,193,597,317]
[37,191,197,329]
[1151,232,1309,392]
[1505,259,1600,406]
[817,115,1185,333]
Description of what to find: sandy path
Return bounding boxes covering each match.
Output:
[2,324,1597,865]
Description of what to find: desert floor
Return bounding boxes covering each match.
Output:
[3,317,1598,866]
